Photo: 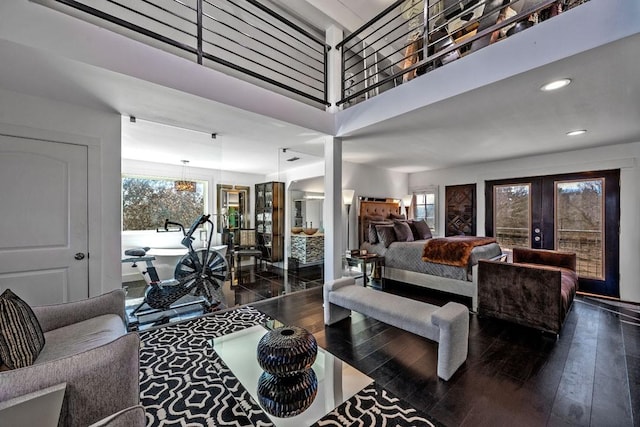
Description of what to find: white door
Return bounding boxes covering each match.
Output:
[0,135,88,305]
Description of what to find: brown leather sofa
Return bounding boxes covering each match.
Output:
[477,247,578,335]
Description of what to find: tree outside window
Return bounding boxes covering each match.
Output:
[122,175,207,231]
[413,187,437,232]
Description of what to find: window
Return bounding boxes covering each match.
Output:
[413,187,438,232]
[493,183,531,249]
[555,178,604,280]
[122,175,207,231]
[486,169,619,297]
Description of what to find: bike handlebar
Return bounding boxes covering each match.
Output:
[159,215,213,248]
[181,214,211,248]
[184,214,210,238]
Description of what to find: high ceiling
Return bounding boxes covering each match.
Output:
[119,1,640,174]
[121,0,401,174]
[338,33,640,173]
[1,0,639,176]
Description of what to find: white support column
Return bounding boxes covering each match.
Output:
[326,25,343,113]
[324,136,343,280]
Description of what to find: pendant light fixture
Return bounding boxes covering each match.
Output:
[175,160,196,192]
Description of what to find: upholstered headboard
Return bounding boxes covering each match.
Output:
[358,200,401,245]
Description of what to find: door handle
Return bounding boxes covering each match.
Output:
[74,252,86,260]
[532,227,542,246]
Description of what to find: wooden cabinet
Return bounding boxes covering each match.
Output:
[255,181,285,262]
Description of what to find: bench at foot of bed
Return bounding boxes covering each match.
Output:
[323,277,469,381]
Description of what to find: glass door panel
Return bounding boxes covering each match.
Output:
[493,184,531,250]
[555,179,604,280]
[486,170,619,298]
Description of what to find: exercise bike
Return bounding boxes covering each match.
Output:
[122,214,229,324]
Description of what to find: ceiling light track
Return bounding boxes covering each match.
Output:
[127,115,219,139]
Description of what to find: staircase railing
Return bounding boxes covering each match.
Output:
[52,0,330,107]
[336,0,589,108]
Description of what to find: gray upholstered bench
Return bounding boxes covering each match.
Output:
[323,277,469,381]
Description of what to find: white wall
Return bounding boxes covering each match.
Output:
[409,141,640,303]
[0,0,334,136]
[270,158,409,265]
[121,158,265,281]
[0,87,121,296]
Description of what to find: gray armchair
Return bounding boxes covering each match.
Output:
[0,290,141,427]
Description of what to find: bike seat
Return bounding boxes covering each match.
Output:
[124,247,150,257]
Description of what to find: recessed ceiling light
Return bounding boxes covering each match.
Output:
[540,78,572,91]
[566,129,587,136]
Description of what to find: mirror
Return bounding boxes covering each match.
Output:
[217,184,250,234]
[289,176,324,232]
[291,191,324,230]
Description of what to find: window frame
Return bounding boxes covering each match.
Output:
[412,186,438,234]
[121,173,209,232]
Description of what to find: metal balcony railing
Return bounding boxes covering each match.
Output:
[336,0,590,108]
[44,0,591,109]
[52,0,329,106]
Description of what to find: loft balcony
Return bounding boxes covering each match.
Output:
[335,0,640,138]
[33,1,620,105]
[39,0,330,107]
[336,0,589,108]
[12,0,640,145]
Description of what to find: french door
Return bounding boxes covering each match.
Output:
[486,170,620,298]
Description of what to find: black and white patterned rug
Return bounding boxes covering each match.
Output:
[139,306,441,426]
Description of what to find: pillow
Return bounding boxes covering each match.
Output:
[410,219,433,240]
[364,215,385,222]
[0,289,45,369]
[365,220,393,243]
[393,221,414,242]
[388,212,406,220]
[375,225,397,248]
[368,225,379,244]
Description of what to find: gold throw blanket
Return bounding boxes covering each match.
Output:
[422,236,497,267]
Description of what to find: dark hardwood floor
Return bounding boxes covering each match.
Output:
[252,280,640,427]
[124,263,639,425]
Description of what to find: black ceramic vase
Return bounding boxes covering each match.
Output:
[257,326,318,376]
[257,369,318,417]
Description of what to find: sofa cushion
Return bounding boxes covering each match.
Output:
[327,284,440,341]
[513,247,576,271]
[560,270,578,315]
[35,314,126,364]
[0,289,46,369]
[517,262,578,323]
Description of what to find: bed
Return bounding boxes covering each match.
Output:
[358,200,502,311]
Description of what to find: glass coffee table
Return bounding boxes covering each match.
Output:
[211,322,373,426]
